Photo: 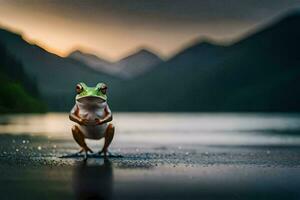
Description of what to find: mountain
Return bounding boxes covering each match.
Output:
[0,43,46,113]
[68,48,163,79]
[68,50,117,75]
[113,48,163,78]
[113,12,300,112]
[0,11,299,112]
[0,28,115,111]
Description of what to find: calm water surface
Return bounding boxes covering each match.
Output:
[0,112,300,145]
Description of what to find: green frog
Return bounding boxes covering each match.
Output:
[69,82,115,159]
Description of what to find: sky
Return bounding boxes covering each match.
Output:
[0,0,299,61]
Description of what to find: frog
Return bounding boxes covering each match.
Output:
[69,82,115,159]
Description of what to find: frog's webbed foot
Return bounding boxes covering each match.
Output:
[74,147,94,160]
[97,149,108,157]
[75,147,93,154]
[97,150,122,158]
[75,148,84,155]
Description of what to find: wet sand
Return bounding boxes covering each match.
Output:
[0,134,300,200]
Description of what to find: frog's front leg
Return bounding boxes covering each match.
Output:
[72,125,93,160]
[98,123,115,157]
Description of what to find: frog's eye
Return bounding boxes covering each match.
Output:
[76,84,83,94]
[99,84,107,94]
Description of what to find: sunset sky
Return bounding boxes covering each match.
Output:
[0,0,299,61]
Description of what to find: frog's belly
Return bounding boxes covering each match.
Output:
[78,123,108,139]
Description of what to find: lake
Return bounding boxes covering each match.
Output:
[1,112,300,145]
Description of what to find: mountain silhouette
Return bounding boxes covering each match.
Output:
[113,11,300,111]
[0,28,114,110]
[68,48,163,79]
[0,11,300,112]
[0,42,46,113]
[68,50,115,74]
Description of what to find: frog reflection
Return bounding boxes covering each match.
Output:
[72,159,113,200]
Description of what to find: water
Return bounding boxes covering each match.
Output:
[1,112,300,145]
[1,113,300,200]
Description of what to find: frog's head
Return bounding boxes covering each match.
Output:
[75,82,108,104]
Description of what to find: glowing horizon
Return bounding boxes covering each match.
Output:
[0,19,260,61]
[0,1,299,61]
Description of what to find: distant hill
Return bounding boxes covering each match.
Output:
[0,11,300,112]
[68,50,116,75]
[68,48,163,79]
[0,43,46,113]
[0,28,115,111]
[116,12,300,112]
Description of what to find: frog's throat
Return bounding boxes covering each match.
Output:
[76,95,106,103]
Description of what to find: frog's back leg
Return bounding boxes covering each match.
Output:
[72,125,93,159]
[98,123,115,156]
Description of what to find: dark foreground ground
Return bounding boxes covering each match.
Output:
[0,134,300,200]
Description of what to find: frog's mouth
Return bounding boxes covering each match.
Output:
[76,96,106,104]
